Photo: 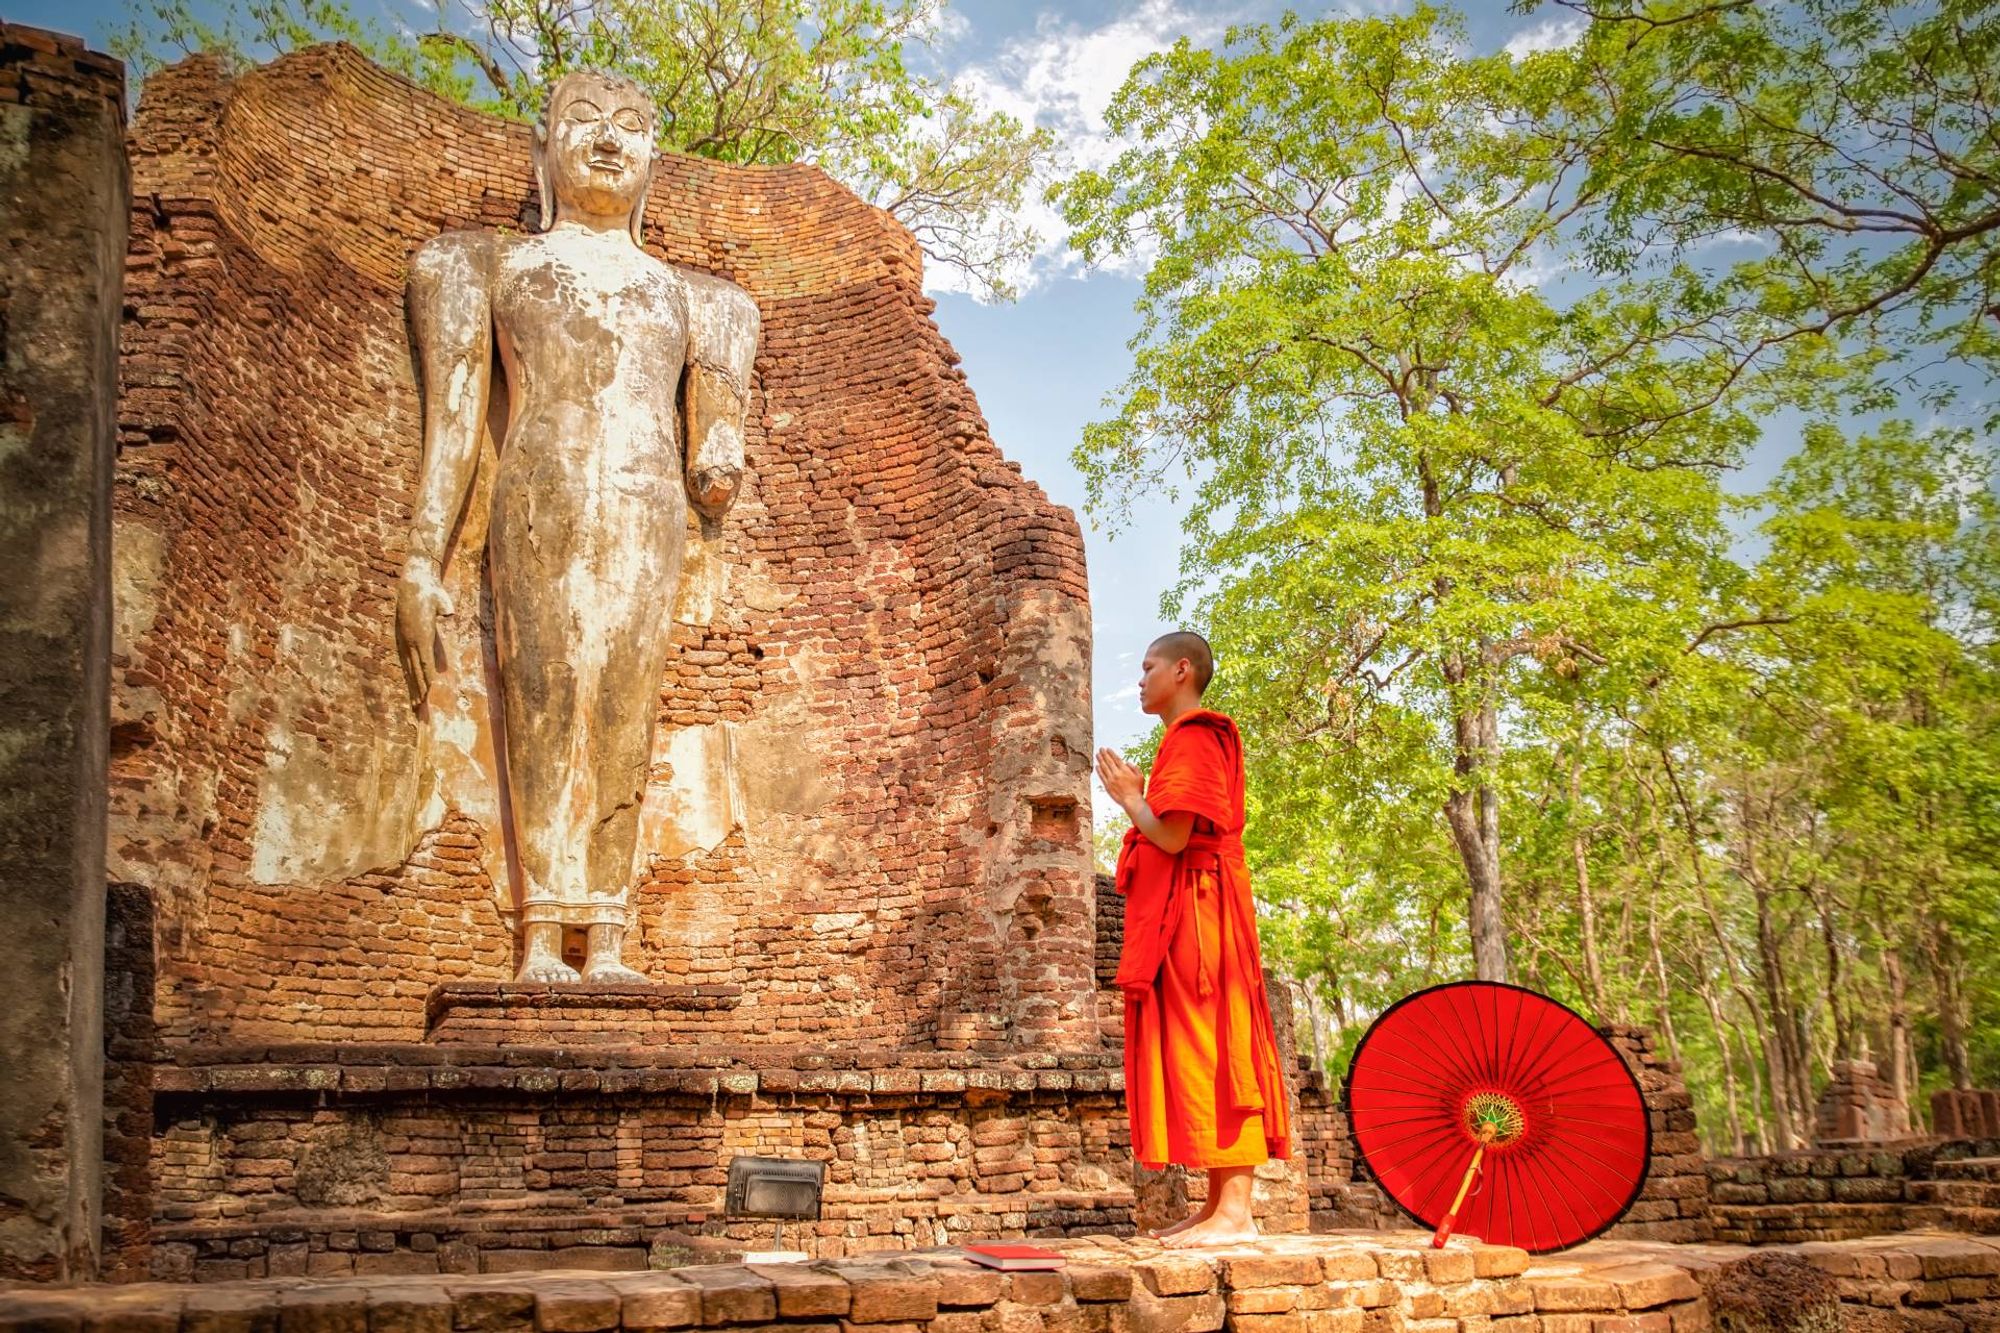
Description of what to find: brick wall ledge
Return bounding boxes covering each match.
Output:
[153,1190,1143,1240]
[1706,1144,2000,1242]
[151,1052,1130,1100]
[145,1194,1149,1280]
[426,983,749,1027]
[9,1229,2000,1329]
[159,1046,1131,1071]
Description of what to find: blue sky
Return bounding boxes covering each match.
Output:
[6,0,1865,829]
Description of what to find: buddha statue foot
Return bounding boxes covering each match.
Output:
[517,957,582,984]
[581,959,650,985]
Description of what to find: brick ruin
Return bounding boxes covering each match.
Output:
[8,20,2000,1298]
[1813,1060,1909,1146]
[0,20,126,1283]
[111,45,1098,1055]
[1707,1140,2000,1246]
[91,43,1330,1281]
[1932,1089,2000,1142]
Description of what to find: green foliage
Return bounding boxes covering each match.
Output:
[113,0,475,99]
[1536,0,2000,408]
[1070,0,2000,1149]
[113,0,1054,301]
[1092,808,1131,877]
[1056,6,1762,985]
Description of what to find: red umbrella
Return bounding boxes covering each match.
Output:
[1343,981,1650,1252]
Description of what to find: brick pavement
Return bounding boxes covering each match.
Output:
[9,1230,2000,1331]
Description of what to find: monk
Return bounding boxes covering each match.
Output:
[1096,632,1291,1247]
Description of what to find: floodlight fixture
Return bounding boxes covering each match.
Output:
[724,1155,825,1262]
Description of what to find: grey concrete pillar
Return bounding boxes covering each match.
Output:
[0,22,127,1282]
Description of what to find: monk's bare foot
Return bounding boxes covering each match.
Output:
[1160,1217,1259,1249]
[1147,1210,1210,1240]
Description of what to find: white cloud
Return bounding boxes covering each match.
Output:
[930,6,972,47]
[1507,241,1578,291]
[923,0,1236,299]
[1504,16,1585,58]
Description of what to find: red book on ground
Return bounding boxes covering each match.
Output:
[961,1243,1066,1271]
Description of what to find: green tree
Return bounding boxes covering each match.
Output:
[1535,0,2000,407]
[1092,808,1131,877]
[113,0,1055,300]
[1060,5,2000,1152]
[1494,419,2000,1149]
[1055,7,1761,982]
[1750,422,2000,1090]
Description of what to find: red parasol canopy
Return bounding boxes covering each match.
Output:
[1343,981,1651,1253]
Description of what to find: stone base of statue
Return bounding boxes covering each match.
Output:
[423,982,746,1044]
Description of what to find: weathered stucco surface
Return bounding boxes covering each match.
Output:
[110,45,1098,1049]
[0,21,126,1282]
[398,73,763,983]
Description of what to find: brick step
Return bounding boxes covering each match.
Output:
[1908,1180,2000,1208]
[1933,1156,2000,1182]
[148,1193,1152,1282]
[1897,1203,2000,1234]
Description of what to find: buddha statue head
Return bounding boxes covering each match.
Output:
[533,70,657,244]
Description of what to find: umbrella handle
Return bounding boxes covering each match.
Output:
[1430,1126,1495,1249]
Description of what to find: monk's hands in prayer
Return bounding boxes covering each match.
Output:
[1100,747,1196,854]
[1096,748,1146,813]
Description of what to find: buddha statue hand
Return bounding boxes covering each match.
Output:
[394,552,455,710]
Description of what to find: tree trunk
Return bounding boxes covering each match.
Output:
[1445,695,1508,982]
[1751,878,1806,1149]
[1570,749,1607,1019]
[1922,911,1973,1089]
[1735,776,1811,1149]
[1791,1005,1818,1138]
[1647,892,1680,1065]
[1306,980,1334,1075]
[1812,887,1852,1060]
[1883,948,1913,1138]
[1659,750,1793,1148]
[1696,973,1745,1155]
[1733,1006,1772,1155]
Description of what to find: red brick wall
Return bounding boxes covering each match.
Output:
[111,47,1097,1051]
[1602,1025,1714,1243]
[145,1046,1140,1275]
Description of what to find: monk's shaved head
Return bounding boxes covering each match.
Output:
[1149,631,1214,696]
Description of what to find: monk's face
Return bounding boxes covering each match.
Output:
[543,76,655,221]
[1137,648,1192,716]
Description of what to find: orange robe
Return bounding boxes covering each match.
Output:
[1114,710,1291,1171]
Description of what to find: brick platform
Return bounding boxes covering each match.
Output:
[423,984,748,1044]
[86,868,1330,1281]
[1709,1141,2000,1244]
[144,1046,1140,1275]
[9,1230,2000,1330]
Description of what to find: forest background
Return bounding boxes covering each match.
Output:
[108,0,2000,1156]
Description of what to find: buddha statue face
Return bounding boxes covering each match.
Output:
[534,72,657,240]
